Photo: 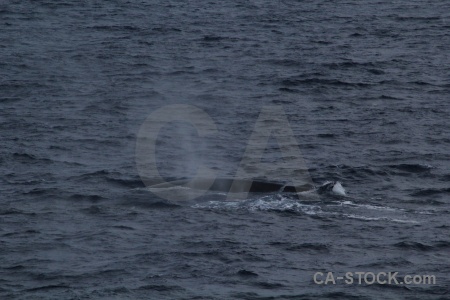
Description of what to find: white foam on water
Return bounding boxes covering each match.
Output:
[343,214,419,224]
[334,200,403,212]
[192,195,322,215]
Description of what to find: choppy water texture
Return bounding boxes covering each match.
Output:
[1,0,450,299]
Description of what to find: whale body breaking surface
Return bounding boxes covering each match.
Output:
[147,178,346,196]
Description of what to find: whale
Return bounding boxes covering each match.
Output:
[317,181,347,196]
[146,178,346,201]
[148,178,316,194]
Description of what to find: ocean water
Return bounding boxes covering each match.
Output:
[1,0,449,299]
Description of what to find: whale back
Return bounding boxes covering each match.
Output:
[149,178,313,194]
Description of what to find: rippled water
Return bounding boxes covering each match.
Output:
[1,0,449,299]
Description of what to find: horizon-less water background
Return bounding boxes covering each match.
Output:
[1,0,449,299]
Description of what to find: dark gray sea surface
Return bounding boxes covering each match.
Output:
[1,0,449,299]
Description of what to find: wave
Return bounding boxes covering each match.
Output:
[356,258,413,268]
[393,241,450,251]
[343,214,419,224]
[192,195,418,224]
[280,78,372,88]
[26,285,70,292]
[70,170,144,189]
[275,242,330,252]
[0,208,36,216]
[387,163,433,173]
[69,194,105,202]
[88,25,142,32]
[337,200,403,212]
[137,284,184,292]
[410,187,450,197]
[192,196,322,215]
